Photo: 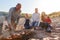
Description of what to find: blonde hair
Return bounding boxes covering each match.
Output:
[25,13,29,19]
[41,12,47,22]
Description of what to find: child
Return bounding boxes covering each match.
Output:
[44,15,51,24]
[41,12,52,33]
[31,8,40,29]
[44,15,52,33]
[24,14,30,29]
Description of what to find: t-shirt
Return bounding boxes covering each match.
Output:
[31,13,40,22]
[44,18,51,24]
[8,7,21,24]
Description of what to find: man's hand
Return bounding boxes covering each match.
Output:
[8,24,12,30]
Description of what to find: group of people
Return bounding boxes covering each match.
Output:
[24,8,52,33]
[2,3,52,37]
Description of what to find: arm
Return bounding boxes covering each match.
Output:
[2,22,6,31]
[31,14,34,22]
[18,10,21,18]
[48,18,51,24]
[38,14,40,26]
[8,8,13,26]
[38,14,40,22]
[17,10,21,23]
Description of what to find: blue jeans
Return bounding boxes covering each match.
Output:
[32,21,39,27]
[24,25,30,29]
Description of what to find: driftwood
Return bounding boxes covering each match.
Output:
[0,29,35,40]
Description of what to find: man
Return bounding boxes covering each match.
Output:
[8,3,21,31]
[31,8,40,29]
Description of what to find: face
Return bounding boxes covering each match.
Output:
[25,13,29,18]
[42,12,46,16]
[45,15,48,18]
[25,14,28,17]
[16,4,21,10]
[35,8,38,13]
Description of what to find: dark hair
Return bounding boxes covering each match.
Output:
[16,3,21,6]
[35,8,38,10]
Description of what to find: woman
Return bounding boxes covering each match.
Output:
[40,12,52,33]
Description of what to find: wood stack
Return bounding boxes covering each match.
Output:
[0,30,35,40]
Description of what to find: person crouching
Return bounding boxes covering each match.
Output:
[24,14,30,29]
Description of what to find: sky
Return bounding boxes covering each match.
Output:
[0,0,60,14]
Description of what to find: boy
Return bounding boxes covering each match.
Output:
[31,8,40,29]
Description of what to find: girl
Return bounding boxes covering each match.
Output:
[41,12,52,33]
[24,14,30,29]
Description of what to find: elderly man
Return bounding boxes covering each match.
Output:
[8,3,21,31]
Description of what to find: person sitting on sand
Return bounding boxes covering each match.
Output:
[40,12,52,33]
[31,8,40,30]
[24,13,30,29]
